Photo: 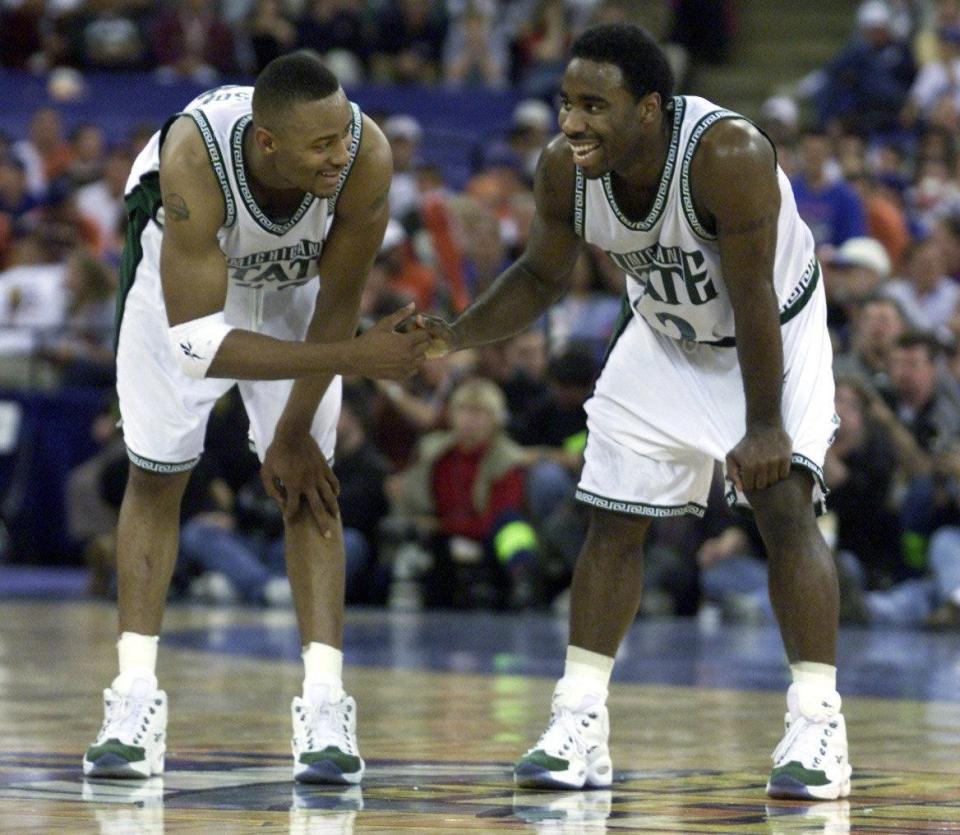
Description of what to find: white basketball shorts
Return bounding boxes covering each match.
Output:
[115,222,340,473]
[577,280,836,517]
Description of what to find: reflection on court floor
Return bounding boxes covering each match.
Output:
[1,603,959,833]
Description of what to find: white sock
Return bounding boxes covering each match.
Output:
[556,645,613,708]
[112,632,159,694]
[789,662,840,720]
[302,642,344,703]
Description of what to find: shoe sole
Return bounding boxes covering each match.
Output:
[83,751,164,779]
[514,749,612,790]
[766,771,851,801]
[294,760,364,785]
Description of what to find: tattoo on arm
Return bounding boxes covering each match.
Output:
[165,193,190,221]
[720,211,777,236]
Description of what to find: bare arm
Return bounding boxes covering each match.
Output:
[692,119,790,491]
[159,116,425,381]
[275,115,393,436]
[447,137,583,350]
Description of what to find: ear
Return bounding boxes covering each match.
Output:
[254,125,277,155]
[636,92,663,125]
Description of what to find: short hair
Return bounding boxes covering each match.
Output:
[252,51,340,126]
[894,330,942,361]
[570,23,674,102]
[548,345,598,388]
[449,378,508,427]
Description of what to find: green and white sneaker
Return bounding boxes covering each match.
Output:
[83,677,167,778]
[292,685,365,785]
[514,688,612,789]
[767,683,852,800]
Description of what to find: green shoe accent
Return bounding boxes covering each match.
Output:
[517,749,570,772]
[770,761,831,786]
[299,746,362,773]
[85,739,145,764]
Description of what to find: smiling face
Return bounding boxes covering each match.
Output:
[558,57,659,179]
[255,90,354,198]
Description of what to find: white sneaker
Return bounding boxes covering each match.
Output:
[766,683,852,800]
[514,688,612,789]
[292,685,365,784]
[83,678,167,778]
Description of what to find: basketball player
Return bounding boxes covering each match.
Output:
[421,24,851,800]
[82,53,432,784]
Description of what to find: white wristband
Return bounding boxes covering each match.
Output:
[168,311,234,379]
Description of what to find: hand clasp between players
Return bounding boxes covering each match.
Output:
[346,302,436,379]
[725,424,793,493]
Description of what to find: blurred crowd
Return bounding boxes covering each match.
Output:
[6,0,960,631]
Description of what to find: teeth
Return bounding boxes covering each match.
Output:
[571,142,600,160]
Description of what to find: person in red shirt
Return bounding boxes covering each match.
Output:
[386,376,539,607]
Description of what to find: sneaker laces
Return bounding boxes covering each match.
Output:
[771,714,839,770]
[530,705,596,759]
[99,690,158,745]
[297,697,357,754]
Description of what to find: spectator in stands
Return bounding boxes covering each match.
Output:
[371,0,448,84]
[151,0,236,82]
[36,250,116,387]
[69,2,152,71]
[67,124,106,188]
[834,294,908,399]
[792,129,867,248]
[886,331,960,454]
[822,236,891,340]
[515,344,596,525]
[244,0,297,73]
[13,108,72,199]
[848,171,910,269]
[513,0,571,99]
[901,20,960,132]
[75,146,132,260]
[444,0,508,89]
[883,236,960,339]
[507,98,555,183]
[385,376,539,609]
[449,194,510,296]
[0,159,41,265]
[334,383,391,602]
[826,376,904,590]
[931,211,960,279]
[376,218,438,312]
[758,95,801,177]
[813,0,916,134]
[383,114,424,225]
[296,0,369,79]
[545,246,623,361]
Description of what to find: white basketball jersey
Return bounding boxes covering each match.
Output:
[575,95,818,345]
[125,85,363,330]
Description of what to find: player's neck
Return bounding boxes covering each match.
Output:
[614,111,672,189]
[242,123,306,216]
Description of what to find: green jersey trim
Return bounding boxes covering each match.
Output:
[327,102,364,218]
[114,173,162,351]
[230,114,316,235]
[187,109,237,228]
[678,108,743,240]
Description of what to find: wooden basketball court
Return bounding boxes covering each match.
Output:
[1,600,959,833]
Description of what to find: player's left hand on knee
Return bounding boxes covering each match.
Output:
[262,433,340,535]
[726,425,792,492]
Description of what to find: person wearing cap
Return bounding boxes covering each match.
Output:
[383,114,424,223]
[814,0,916,133]
[822,235,892,338]
[901,21,960,130]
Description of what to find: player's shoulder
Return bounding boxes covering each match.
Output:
[355,112,392,175]
[696,115,773,170]
[160,115,213,175]
[534,134,577,216]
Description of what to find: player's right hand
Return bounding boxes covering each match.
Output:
[347,303,431,379]
[415,314,456,358]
